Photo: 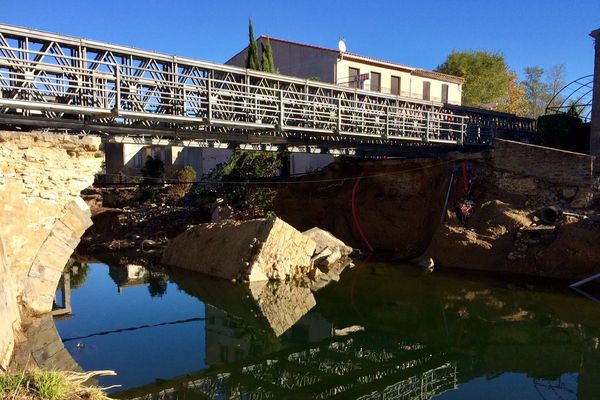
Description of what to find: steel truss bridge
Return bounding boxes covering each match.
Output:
[0,24,535,154]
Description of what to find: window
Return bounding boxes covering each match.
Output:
[370,72,381,92]
[391,76,401,95]
[349,67,359,88]
[441,84,449,103]
[423,81,431,101]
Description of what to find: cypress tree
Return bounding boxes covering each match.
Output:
[260,42,271,73]
[245,19,260,71]
[261,36,276,73]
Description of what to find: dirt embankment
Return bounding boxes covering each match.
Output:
[274,158,452,259]
[421,162,600,280]
[274,151,599,280]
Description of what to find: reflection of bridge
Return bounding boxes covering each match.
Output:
[0,24,534,154]
[118,333,457,400]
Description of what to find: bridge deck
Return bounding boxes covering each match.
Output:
[0,24,535,153]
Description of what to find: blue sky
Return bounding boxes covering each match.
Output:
[2,0,599,84]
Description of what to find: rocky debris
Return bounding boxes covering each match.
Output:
[304,227,353,279]
[303,227,353,257]
[161,219,354,287]
[422,160,600,280]
[78,205,211,254]
[570,188,596,209]
[562,187,577,200]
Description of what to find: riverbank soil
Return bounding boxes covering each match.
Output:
[274,143,599,280]
[274,157,452,259]
[421,162,600,280]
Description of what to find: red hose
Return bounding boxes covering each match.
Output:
[351,168,374,253]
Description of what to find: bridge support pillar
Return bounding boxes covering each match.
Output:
[590,28,600,172]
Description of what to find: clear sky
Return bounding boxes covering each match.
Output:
[2,0,599,84]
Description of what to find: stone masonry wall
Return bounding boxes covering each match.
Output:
[493,139,595,188]
[0,235,19,370]
[0,131,102,369]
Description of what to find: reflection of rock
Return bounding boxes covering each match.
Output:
[170,268,315,336]
[248,280,316,336]
[10,315,82,372]
[162,218,317,282]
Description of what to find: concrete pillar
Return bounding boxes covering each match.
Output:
[590,28,600,171]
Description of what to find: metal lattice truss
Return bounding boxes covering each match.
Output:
[0,24,534,152]
[545,75,593,122]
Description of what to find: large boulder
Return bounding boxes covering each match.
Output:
[303,227,353,256]
[161,218,317,282]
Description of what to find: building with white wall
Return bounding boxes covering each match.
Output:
[104,142,233,181]
[226,36,464,105]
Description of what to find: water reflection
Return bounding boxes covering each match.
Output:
[171,268,317,337]
[47,258,600,399]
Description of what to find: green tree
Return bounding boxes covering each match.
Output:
[260,36,276,73]
[498,70,528,116]
[245,19,260,71]
[523,66,548,119]
[437,50,511,107]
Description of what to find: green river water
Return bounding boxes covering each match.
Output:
[52,257,599,399]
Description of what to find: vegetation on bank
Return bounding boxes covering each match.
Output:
[120,150,282,220]
[0,369,113,400]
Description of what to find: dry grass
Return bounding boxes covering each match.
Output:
[0,369,115,400]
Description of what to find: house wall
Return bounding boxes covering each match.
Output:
[176,148,234,177]
[226,38,338,82]
[289,153,334,175]
[336,58,461,105]
[226,38,462,105]
[105,143,234,180]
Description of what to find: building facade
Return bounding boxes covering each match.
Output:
[104,142,234,181]
[104,142,333,182]
[226,36,464,105]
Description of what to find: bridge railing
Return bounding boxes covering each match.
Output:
[0,24,534,150]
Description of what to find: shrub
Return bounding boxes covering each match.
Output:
[169,165,197,199]
[142,156,165,180]
[537,113,590,153]
[136,185,161,204]
[218,151,282,218]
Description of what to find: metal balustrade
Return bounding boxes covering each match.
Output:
[0,24,534,152]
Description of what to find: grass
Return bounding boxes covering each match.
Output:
[0,369,114,400]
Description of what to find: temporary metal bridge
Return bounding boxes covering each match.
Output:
[0,23,535,154]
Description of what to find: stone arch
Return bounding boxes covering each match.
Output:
[0,131,101,368]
